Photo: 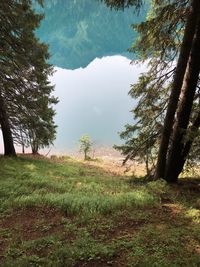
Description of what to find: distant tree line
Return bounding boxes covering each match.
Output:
[103,0,200,183]
[0,0,58,156]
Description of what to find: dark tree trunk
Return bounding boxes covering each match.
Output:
[177,110,200,174]
[29,131,39,154]
[154,0,200,179]
[0,93,16,156]
[31,143,39,154]
[20,128,25,154]
[84,150,87,160]
[164,19,200,183]
[22,144,25,154]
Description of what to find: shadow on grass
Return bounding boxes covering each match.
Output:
[0,155,200,266]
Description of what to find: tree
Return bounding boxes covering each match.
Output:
[0,93,16,156]
[104,0,200,182]
[114,69,170,176]
[27,104,57,154]
[10,52,58,154]
[155,0,200,180]
[164,18,200,182]
[102,0,143,10]
[79,135,93,160]
[0,0,57,156]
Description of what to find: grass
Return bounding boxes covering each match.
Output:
[0,155,200,266]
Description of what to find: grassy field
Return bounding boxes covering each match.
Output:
[0,155,200,267]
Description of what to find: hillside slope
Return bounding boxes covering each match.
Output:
[0,156,199,266]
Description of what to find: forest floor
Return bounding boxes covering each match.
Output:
[0,155,200,267]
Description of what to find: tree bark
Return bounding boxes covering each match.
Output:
[177,110,200,175]
[154,0,200,179]
[0,93,16,156]
[164,18,200,182]
[20,128,25,154]
[31,142,39,154]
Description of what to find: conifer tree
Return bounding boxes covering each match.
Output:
[155,0,200,180]
[164,17,200,182]
[0,0,58,156]
[104,0,200,181]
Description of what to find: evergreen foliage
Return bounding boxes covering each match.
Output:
[0,0,58,155]
[109,0,200,181]
[102,0,143,10]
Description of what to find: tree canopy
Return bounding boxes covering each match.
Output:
[107,0,200,182]
[0,0,58,156]
[102,0,143,9]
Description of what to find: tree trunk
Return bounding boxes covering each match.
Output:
[31,142,39,154]
[0,93,16,156]
[177,110,200,174]
[22,144,25,154]
[20,128,25,154]
[154,0,200,179]
[164,18,200,182]
[84,150,87,160]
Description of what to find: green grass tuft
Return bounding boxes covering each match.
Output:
[0,156,199,267]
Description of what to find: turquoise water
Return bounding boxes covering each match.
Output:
[32,1,148,151]
[34,0,147,69]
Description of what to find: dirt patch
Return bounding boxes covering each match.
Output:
[0,206,67,257]
[195,246,200,254]
[0,239,9,261]
[74,260,127,267]
[88,214,149,242]
[105,206,184,240]
[82,159,146,177]
[161,203,185,216]
[107,219,147,241]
